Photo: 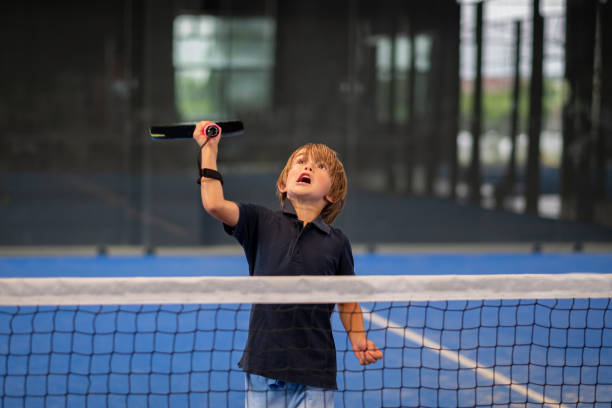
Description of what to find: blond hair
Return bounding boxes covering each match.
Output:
[276,143,347,225]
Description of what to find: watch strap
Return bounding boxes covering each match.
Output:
[197,168,223,185]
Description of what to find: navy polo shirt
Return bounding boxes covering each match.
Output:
[223,200,355,389]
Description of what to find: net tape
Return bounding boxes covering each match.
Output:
[1,273,610,305]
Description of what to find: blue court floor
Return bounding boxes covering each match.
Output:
[1,253,612,278]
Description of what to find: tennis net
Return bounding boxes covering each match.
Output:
[1,274,611,407]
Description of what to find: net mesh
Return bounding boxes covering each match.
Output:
[1,274,611,407]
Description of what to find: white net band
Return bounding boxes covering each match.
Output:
[0,273,610,305]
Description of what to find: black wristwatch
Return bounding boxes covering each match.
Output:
[197,168,223,185]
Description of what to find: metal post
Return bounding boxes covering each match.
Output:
[387,20,398,191]
[525,0,544,214]
[469,1,483,204]
[449,1,460,200]
[592,0,604,201]
[406,22,416,194]
[498,20,522,207]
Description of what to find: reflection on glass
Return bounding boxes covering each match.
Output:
[173,15,275,120]
[375,33,431,124]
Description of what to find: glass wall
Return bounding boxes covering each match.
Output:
[458,0,566,216]
[1,0,610,248]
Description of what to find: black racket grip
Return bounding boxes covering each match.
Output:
[150,121,244,140]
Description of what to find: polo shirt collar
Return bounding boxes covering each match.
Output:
[282,200,331,234]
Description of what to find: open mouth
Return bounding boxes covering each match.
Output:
[297,174,311,184]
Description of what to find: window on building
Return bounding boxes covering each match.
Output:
[375,33,431,124]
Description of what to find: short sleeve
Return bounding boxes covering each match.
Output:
[223,203,257,243]
[223,203,265,276]
[337,236,355,276]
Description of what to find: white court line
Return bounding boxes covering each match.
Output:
[363,308,570,408]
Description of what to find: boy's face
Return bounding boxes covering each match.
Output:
[279,149,334,205]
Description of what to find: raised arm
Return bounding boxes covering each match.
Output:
[193,121,239,227]
[337,302,383,365]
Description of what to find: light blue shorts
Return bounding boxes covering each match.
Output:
[245,373,335,408]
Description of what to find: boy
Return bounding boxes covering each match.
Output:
[193,121,382,407]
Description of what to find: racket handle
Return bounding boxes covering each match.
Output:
[204,123,220,138]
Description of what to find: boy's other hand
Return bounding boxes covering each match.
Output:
[193,121,221,148]
[352,338,383,365]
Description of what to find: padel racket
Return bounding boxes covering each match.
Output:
[150,121,244,140]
